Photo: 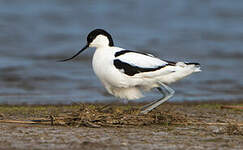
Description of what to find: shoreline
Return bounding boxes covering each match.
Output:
[0,101,243,150]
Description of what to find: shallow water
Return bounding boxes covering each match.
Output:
[0,0,243,104]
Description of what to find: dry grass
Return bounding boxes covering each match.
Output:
[51,104,191,127]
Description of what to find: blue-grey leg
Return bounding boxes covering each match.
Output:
[140,82,175,114]
[139,87,165,110]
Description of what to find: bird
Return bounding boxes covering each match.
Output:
[59,29,201,114]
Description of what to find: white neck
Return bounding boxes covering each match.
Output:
[89,35,110,48]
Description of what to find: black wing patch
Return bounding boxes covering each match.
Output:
[115,50,153,57]
[163,60,200,67]
[185,62,200,66]
[113,59,164,76]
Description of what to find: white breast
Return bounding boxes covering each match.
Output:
[92,47,124,86]
[92,47,144,90]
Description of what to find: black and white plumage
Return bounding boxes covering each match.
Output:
[114,50,166,76]
[60,29,201,114]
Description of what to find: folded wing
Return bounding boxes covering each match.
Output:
[113,50,174,76]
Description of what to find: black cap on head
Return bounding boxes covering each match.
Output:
[87,29,114,46]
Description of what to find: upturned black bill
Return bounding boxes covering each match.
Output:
[58,44,89,62]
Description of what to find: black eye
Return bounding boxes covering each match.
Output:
[87,35,96,43]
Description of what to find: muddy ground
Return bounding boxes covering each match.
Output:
[0,101,243,150]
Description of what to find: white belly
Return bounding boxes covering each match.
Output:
[92,47,144,100]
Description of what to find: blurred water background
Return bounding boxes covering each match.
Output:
[0,0,243,104]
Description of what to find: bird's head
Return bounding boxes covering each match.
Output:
[87,29,114,48]
[59,29,113,62]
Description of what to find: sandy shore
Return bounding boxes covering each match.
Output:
[0,101,243,150]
